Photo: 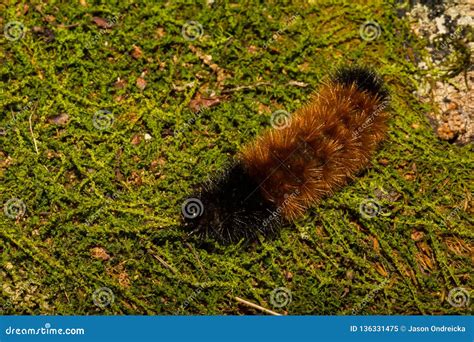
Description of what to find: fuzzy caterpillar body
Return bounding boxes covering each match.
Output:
[184,66,389,244]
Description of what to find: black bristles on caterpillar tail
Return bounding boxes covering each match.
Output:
[184,161,283,244]
[183,66,389,245]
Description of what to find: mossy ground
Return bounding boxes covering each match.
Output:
[0,0,472,315]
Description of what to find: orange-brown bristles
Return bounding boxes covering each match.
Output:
[240,79,389,220]
[183,66,389,244]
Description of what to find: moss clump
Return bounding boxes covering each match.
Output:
[0,0,472,314]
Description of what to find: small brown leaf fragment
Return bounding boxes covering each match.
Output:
[44,15,56,23]
[92,17,113,29]
[117,271,130,287]
[257,102,271,114]
[150,158,166,170]
[437,122,455,140]
[411,230,424,241]
[155,27,166,39]
[374,263,388,277]
[129,171,142,185]
[378,158,389,166]
[32,26,55,43]
[189,93,222,113]
[114,95,125,102]
[298,62,310,72]
[115,169,124,181]
[444,237,471,256]
[49,113,69,126]
[0,152,13,169]
[372,236,380,253]
[131,134,142,145]
[91,247,110,261]
[136,77,147,90]
[131,45,143,59]
[46,150,55,159]
[114,78,127,89]
[247,45,258,54]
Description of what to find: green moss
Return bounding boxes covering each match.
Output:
[0,0,472,315]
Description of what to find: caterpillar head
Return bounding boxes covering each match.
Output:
[332,65,389,104]
[182,161,282,245]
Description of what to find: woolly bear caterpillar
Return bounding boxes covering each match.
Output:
[183,66,389,244]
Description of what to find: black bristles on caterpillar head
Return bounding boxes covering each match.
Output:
[332,66,389,103]
[182,161,283,245]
